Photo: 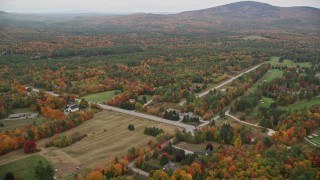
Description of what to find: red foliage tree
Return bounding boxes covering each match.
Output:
[24,140,36,154]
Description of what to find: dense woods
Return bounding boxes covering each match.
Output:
[0,1,319,179]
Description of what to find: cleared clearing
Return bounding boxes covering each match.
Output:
[0,155,51,180]
[251,69,283,90]
[0,110,180,178]
[51,110,180,168]
[12,108,31,113]
[0,117,47,132]
[269,57,311,67]
[242,35,268,40]
[82,90,119,103]
[280,98,320,112]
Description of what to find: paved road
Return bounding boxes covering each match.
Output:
[172,145,194,154]
[30,63,263,134]
[179,63,264,106]
[98,103,196,133]
[225,110,275,136]
[31,88,196,133]
[128,161,149,177]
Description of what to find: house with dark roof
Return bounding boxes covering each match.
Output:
[67,104,79,112]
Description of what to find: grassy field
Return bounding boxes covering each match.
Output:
[242,35,268,40]
[176,142,227,152]
[251,69,283,90]
[13,108,31,113]
[311,136,320,144]
[0,110,180,178]
[0,155,51,180]
[269,57,311,67]
[51,110,179,169]
[0,117,47,132]
[280,98,320,112]
[82,90,119,103]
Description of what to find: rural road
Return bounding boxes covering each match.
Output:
[30,63,263,134]
[128,161,150,177]
[225,110,276,136]
[179,63,264,106]
[31,88,197,133]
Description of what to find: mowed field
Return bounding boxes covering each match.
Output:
[0,155,51,180]
[82,90,118,103]
[59,110,179,168]
[269,57,311,67]
[0,117,47,132]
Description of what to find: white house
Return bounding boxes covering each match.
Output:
[67,104,79,112]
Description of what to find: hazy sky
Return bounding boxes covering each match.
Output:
[0,0,319,13]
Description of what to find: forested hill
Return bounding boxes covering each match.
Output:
[0,1,319,34]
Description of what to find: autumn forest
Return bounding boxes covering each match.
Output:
[0,1,319,180]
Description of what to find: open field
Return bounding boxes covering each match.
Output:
[242,35,268,40]
[311,136,320,144]
[59,110,179,168]
[0,117,47,132]
[0,155,51,180]
[13,108,32,113]
[280,98,320,112]
[269,57,311,67]
[82,90,118,103]
[175,141,225,152]
[0,110,180,178]
[251,69,283,90]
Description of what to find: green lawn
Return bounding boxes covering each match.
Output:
[82,90,119,103]
[242,35,268,40]
[280,98,320,112]
[269,57,311,67]
[251,69,283,90]
[250,96,274,117]
[0,117,47,132]
[0,155,52,180]
[259,97,274,108]
[311,136,320,144]
[13,108,31,113]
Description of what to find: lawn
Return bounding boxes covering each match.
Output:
[82,90,119,103]
[269,57,311,67]
[0,155,52,180]
[50,110,180,169]
[175,141,226,152]
[0,117,47,132]
[311,136,320,144]
[13,108,31,113]
[251,69,283,90]
[0,110,180,179]
[242,35,268,40]
[280,98,320,112]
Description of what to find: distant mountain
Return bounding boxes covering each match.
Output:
[1,1,319,33]
[177,1,319,22]
[168,1,320,33]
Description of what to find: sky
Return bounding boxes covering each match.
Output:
[0,0,319,13]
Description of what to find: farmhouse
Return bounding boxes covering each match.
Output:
[8,113,30,119]
[67,104,79,112]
